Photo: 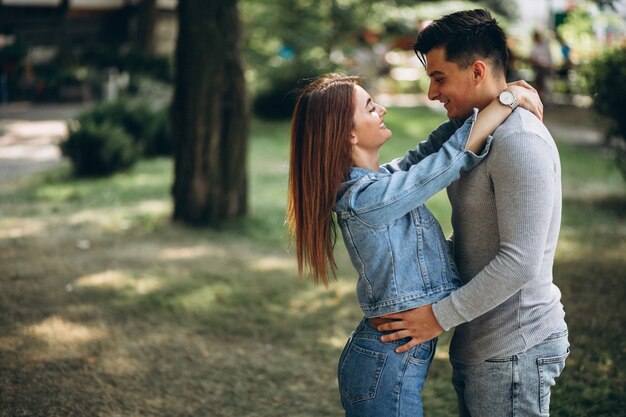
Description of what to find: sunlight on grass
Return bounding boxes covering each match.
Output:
[289,279,353,316]
[100,354,141,376]
[558,228,626,260]
[160,245,226,260]
[0,218,46,238]
[249,255,296,272]
[558,141,624,198]
[75,270,164,295]
[22,316,108,358]
[434,349,450,360]
[67,200,170,231]
[172,284,233,312]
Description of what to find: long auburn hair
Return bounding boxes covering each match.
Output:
[287,73,359,286]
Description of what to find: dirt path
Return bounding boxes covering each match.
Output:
[0,102,88,182]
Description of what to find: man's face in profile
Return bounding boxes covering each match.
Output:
[424,47,479,119]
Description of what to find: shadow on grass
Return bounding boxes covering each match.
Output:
[0,214,359,416]
[548,192,626,417]
[565,191,625,210]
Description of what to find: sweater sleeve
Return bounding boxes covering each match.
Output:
[432,132,559,330]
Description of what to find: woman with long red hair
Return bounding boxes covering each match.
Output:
[287,73,541,417]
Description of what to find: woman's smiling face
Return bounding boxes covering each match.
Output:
[350,84,392,151]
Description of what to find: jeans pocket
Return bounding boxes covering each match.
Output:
[537,348,570,414]
[338,341,388,404]
[408,338,437,365]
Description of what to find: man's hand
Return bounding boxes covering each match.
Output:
[373,304,444,353]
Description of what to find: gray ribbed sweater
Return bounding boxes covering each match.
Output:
[432,109,568,364]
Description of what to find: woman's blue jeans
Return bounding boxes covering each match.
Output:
[451,329,570,417]
[337,318,437,417]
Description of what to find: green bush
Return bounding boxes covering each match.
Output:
[77,100,149,146]
[61,121,141,177]
[75,99,171,157]
[142,107,172,157]
[582,47,626,181]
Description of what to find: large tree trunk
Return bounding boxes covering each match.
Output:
[171,0,249,226]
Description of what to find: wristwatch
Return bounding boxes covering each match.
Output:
[498,89,518,111]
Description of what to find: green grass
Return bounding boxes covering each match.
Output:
[0,106,624,416]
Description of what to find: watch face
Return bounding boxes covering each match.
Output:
[500,91,515,105]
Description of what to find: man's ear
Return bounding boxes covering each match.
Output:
[472,60,488,83]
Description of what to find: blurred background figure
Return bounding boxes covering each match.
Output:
[555,32,574,93]
[349,29,390,95]
[529,28,553,100]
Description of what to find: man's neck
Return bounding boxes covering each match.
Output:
[476,81,509,112]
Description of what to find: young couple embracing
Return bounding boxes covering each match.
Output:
[288,9,569,417]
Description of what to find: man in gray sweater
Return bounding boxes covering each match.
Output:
[375,9,569,417]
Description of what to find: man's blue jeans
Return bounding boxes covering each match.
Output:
[338,318,436,417]
[451,330,570,417]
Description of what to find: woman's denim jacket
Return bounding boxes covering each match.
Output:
[333,109,492,317]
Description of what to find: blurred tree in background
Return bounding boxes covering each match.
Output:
[170,0,248,226]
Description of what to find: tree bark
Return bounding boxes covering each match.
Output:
[171,0,249,226]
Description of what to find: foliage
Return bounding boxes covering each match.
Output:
[60,120,140,177]
[582,47,626,181]
[142,107,172,157]
[556,2,626,63]
[75,99,171,157]
[241,0,514,119]
[60,99,171,177]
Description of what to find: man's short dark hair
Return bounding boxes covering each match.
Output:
[413,9,508,77]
